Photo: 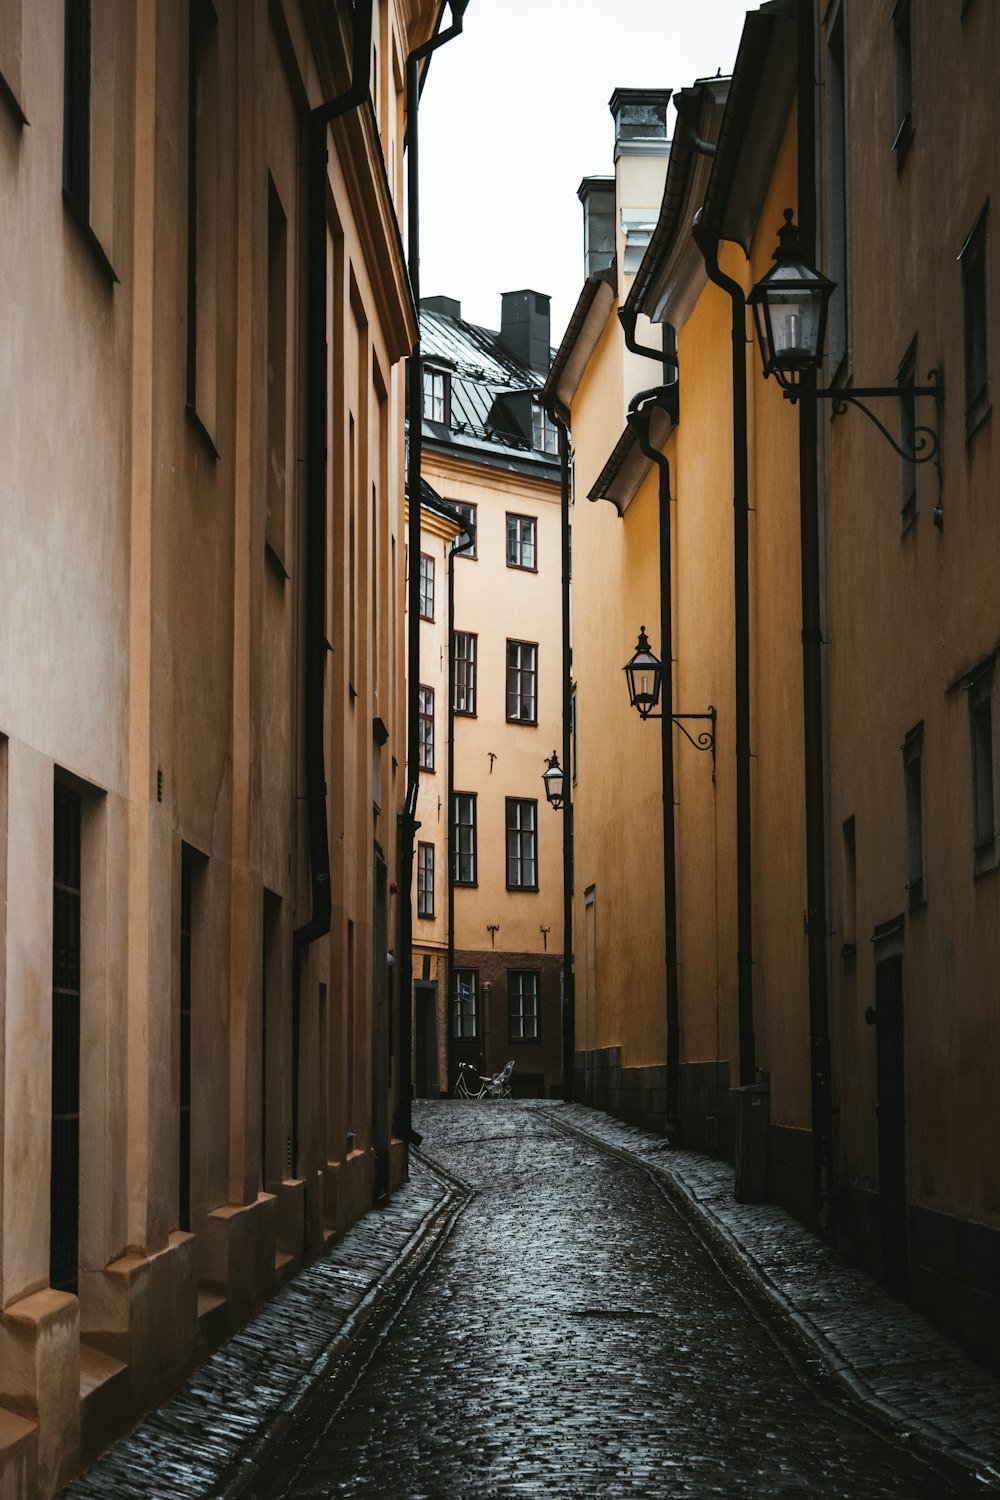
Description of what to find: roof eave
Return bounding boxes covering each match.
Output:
[587,390,678,515]
[540,265,618,420]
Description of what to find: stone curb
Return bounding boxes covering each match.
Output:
[543,1102,1000,1494]
[60,1157,458,1499]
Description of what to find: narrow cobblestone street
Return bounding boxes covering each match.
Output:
[244,1105,987,1499]
[62,1103,1000,1499]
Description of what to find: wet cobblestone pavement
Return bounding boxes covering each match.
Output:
[245,1104,995,1498]
[62,1102,1000,1498]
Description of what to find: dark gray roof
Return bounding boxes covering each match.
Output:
[417,306,559,480]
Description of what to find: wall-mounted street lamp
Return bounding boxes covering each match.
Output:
[749,210,943,475]
[624,627,717,778]
[542,750,565,810]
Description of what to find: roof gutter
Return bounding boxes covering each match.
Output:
[540,265,617,418]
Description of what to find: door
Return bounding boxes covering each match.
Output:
[371,849,390,1200]
[871,935,909,1297]
[414,982,438,1098]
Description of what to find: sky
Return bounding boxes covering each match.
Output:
[418,0,754,346]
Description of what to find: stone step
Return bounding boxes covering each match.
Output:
[79,1343,128,1464]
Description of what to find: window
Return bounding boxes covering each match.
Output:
[826,3,851,375]
[453,793,477,885]
[0,0,26,124]
[969,668,996,872]
[418,553,434,620]
[506,640,538,724]
[903,724,925,906]
[63,0,91,217]
[423,367,449,423]
[418,685,434,771]
[453,632,477,716]
[960,206,990,436]
[417,842,435,919]
[266,177,288,564]
[892,0,914,163]
[507,513,537,570]
[451,501,477,559]
[506,798,538,890]
[897,341,917,530]
[452,969,478,1039]
[508,970,540,1040]
[841,815,857,956]
[51,784,82,1294]
[179,845,194,1232]
[187,0,220,446]
[532,404,559,455]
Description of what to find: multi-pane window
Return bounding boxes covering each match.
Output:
[506,798,538,890]
[451,501,477,559]
[417,842,435,919]
[423,367,449,423]
[508,970,540,1041]
[969,668,996,872]
[453,793,477,885]
[452,969,478,1039]
[418,686,434,771]
[892,0,914,163]
[506,640,538,724]
[51,785,82,1295]
[961,207,990,436]
[903,723,925,906]
[418,553,434,620]
[454,632,477,716]
[506,513,537,570]
[532,404,559,455]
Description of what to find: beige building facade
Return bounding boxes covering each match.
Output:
[0,2,442,1493]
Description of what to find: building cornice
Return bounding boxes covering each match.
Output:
[422,447,560,502]
[333,102,417,361]
[625,79,728,332]
[539,266,618,420]
[587,385,678,516]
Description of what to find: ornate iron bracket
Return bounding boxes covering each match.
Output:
[643,706,717,779]
[788,368,943,478]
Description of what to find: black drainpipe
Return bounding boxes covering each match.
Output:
[291,1,373,1180]
[626,389,681,1135]
[399,1,468,1145]
[692,218,756,1089]
[555,413,575,1103]
[797,0,835,1230]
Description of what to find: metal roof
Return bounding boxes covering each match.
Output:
[418,307,559,477]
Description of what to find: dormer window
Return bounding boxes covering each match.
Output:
[532,403,559,455]
[422,366,449,423]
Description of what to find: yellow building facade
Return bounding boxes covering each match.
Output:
[0,2,443,1492]
[410,295,565,1098]
[550,0,1000,1369]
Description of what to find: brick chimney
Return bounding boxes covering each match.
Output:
[498,290,551,375]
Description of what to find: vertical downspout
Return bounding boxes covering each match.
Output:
[627,399,681,1133]
[292,1,373,1178]
[447,521,474,1089]
[556,418,575,1103]
[692,222,756,1089]
[399,2,467,1144]
[797,0,836,1228]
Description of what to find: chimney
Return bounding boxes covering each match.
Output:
[498,290,551,375]
[578,176,615,279]
[609,87,672,161]
[420,295,461,320]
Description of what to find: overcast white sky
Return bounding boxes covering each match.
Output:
[418,0,754,345]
